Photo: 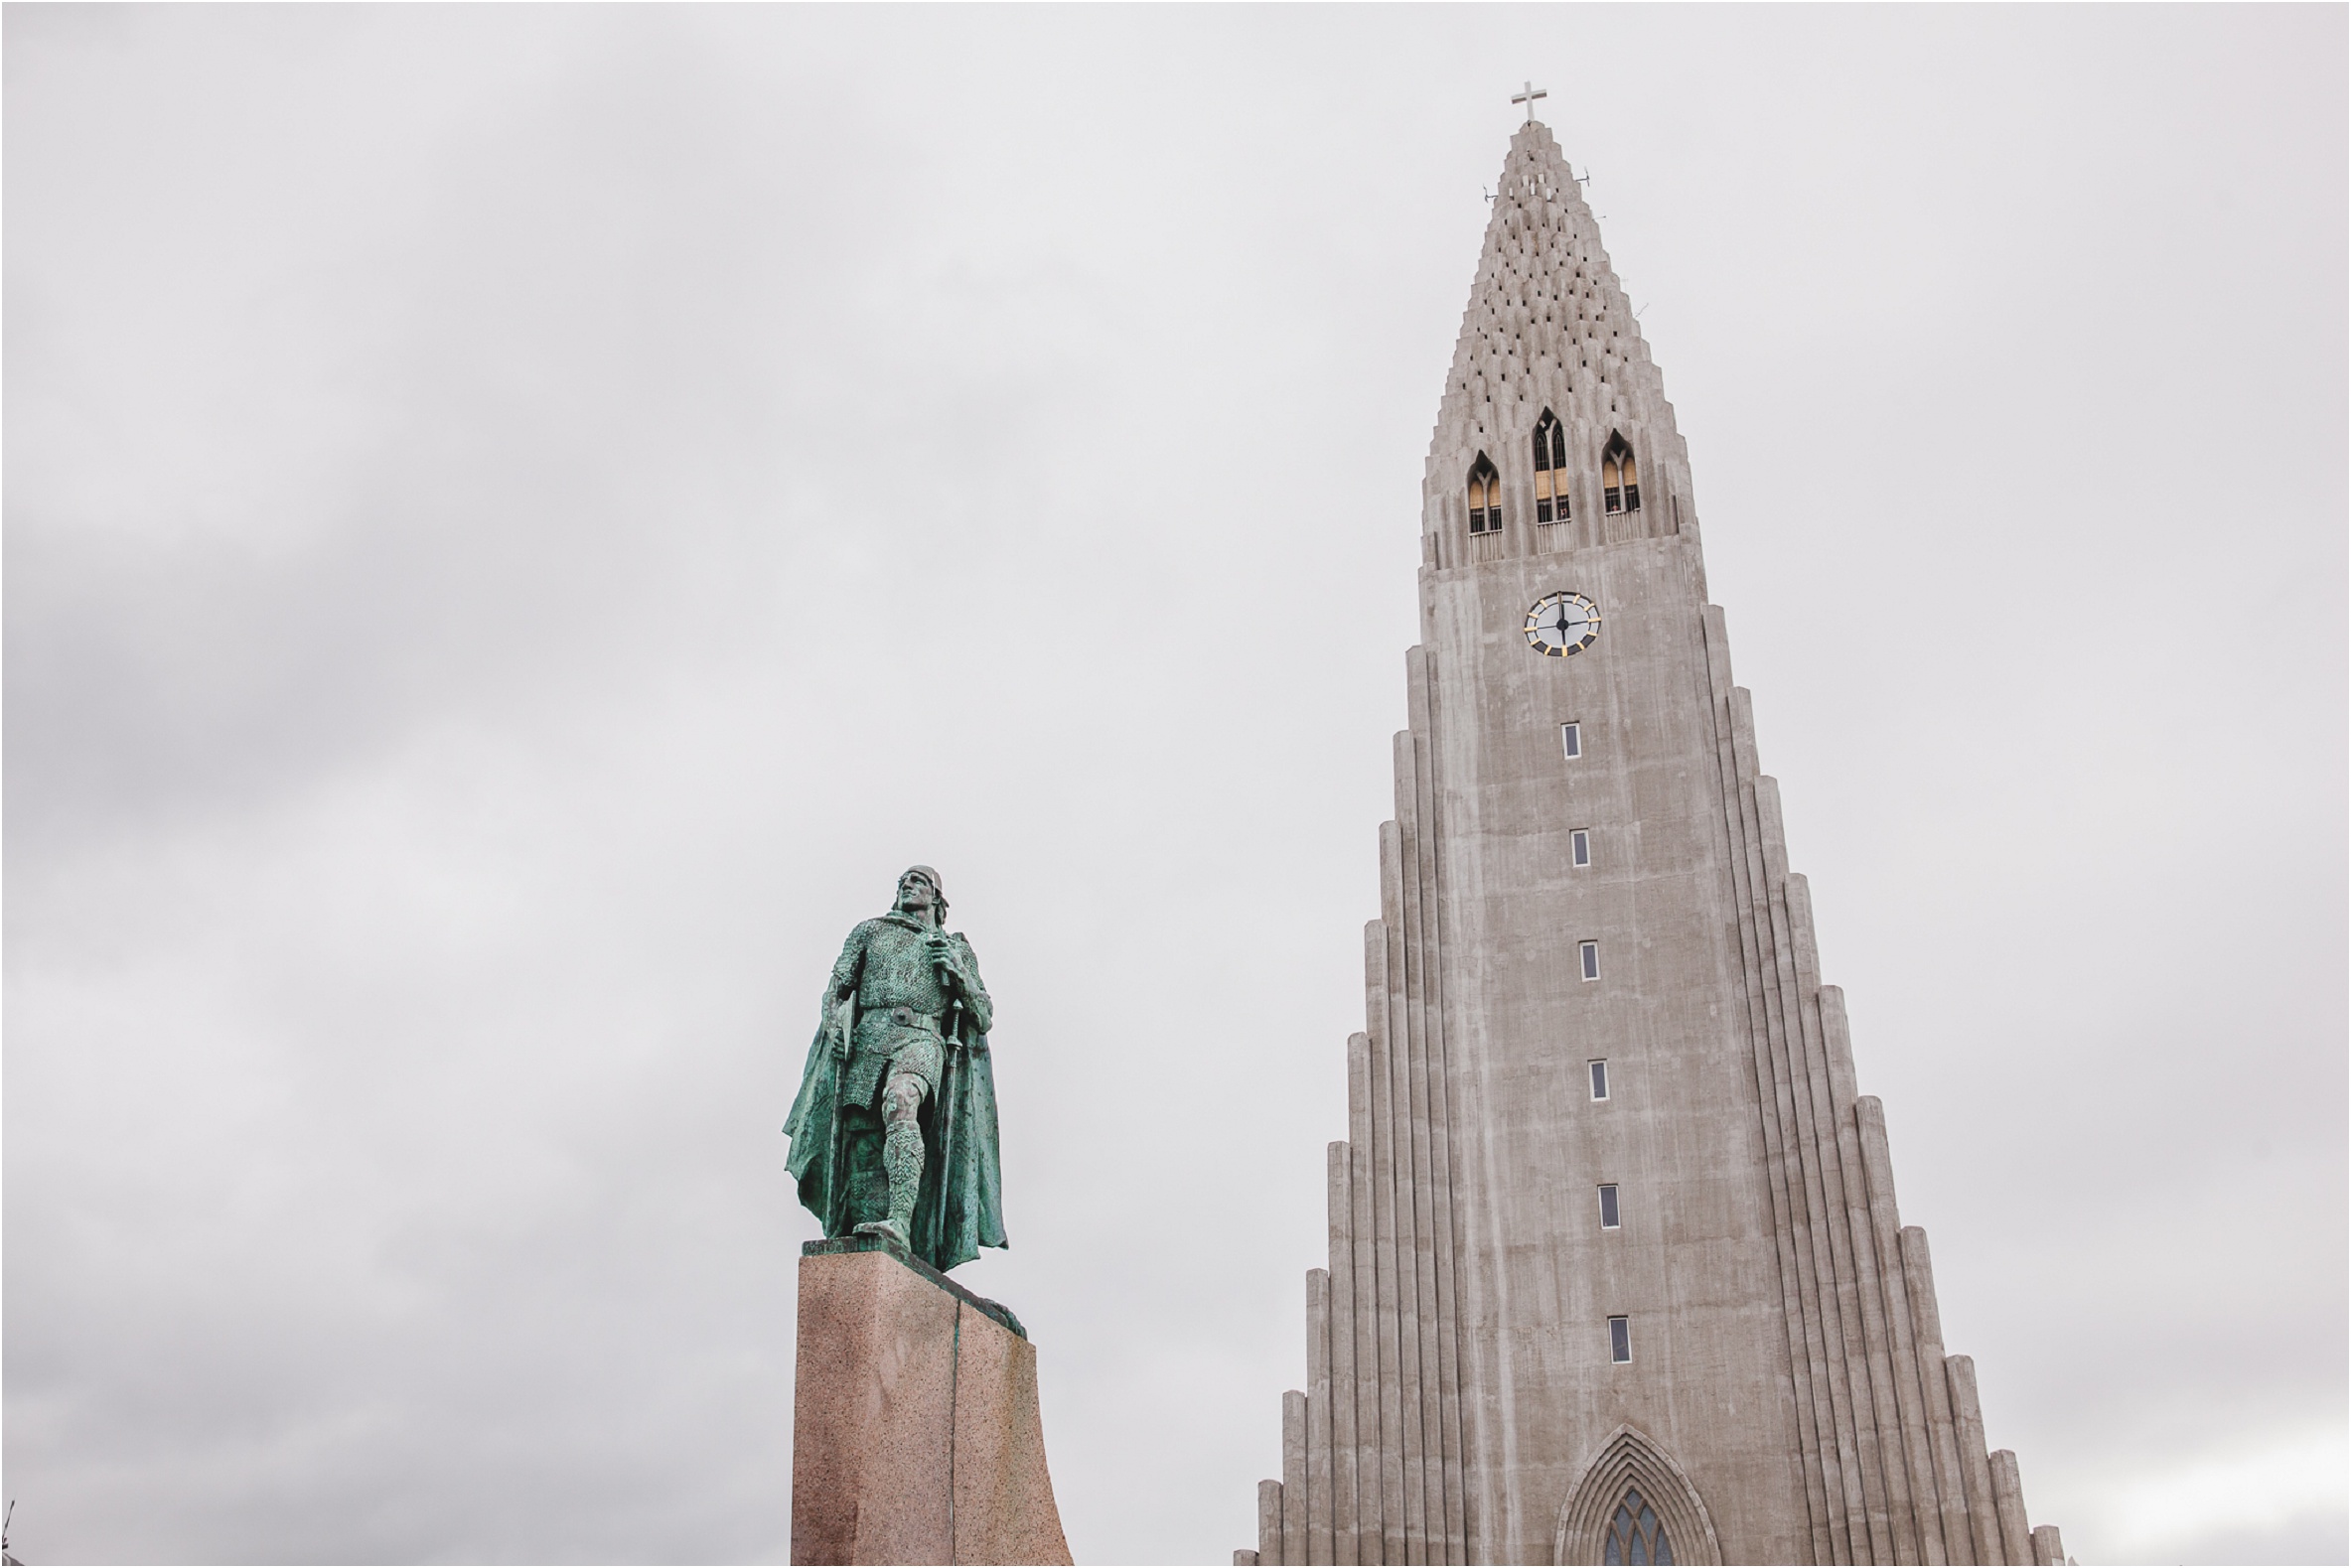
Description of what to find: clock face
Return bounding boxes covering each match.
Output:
[1526,592,1602,657]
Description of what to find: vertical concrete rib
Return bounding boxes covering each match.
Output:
[1820,1052,1924,1564]
[1845,1087,1948,1564]
[1422,643,1506,1565]
[1348,1034,1385,1565]
[1373,817,1429,1560]
[1946,1357,2005,1566]
[1986,1452,2031,1568]
[1327,1144,1362,1567]
[1308,1270,1336,1565]
[1893,1223,1977,1565]
[1730,692,1867,1561]
[1699,607,1836,1564]
[1781,874,1918,1562]
[1756,779,1897,1564]
[1393,732,1445,1561]
[1381,817,1430,1563]
[1809,934,1861,1110]
[1285,1391,1310,1568]
[1260,1480,1286,1566]
[1364,911,1408,1568]
[1407,647,1469,1564]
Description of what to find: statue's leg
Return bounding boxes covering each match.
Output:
[853,1069,927,1248]
[835,1103,887,1235]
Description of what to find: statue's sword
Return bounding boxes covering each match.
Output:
[936,938,964,1049]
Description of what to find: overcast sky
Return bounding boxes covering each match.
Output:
[5,6,2344,1565]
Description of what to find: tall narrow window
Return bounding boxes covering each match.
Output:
[1560,722,1582,759]
[1579,939,1600,981]
[1602,1488,1672,1563]
[1571,828,1591,867]
[1466,453,1502,534]
[1533,409,1570,524]
[1588,1060,1609,1100]
[1603,431,1641,514]
[1608,1316,1633,1365]
[1598,1183,1621,1228]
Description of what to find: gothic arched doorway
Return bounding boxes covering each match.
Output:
[1552,1426,1722,1566]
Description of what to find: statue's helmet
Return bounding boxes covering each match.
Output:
[899,864,948,917]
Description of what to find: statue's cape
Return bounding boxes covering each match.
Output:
[781,994,1007,1274]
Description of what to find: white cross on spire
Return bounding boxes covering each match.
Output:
[1512,80,1547,123]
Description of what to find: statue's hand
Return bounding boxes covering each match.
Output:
[923,930,960,989]
[825,1021,848,1062]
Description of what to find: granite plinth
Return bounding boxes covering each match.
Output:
[791,1238,1072,1566]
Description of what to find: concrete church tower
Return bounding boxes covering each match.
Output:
[1238,122,2066,1567]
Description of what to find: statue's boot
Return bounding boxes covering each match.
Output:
[854,1120,923,1250]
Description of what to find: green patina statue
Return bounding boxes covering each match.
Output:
[783,866,1007,1272]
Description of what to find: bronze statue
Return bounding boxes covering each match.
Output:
[783,867,1006,1271]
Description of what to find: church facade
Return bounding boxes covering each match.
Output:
[1238,122,2065,1567]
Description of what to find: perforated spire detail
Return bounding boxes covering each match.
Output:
[1419,121,1690,561]
[1433,120,1662,443]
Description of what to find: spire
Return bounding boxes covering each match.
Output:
[1434,122,1669,443]
[1422,122,1690,555]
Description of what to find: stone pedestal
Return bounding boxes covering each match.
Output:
[791,1238,1073,1566]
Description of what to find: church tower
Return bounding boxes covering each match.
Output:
[1238,121,2066,1567]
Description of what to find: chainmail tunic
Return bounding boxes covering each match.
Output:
[824,914,993,1109]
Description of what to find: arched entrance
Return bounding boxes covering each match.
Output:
[1552,1426,1722,1566]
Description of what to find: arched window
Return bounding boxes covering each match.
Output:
[1555,1425,1721,1566]
[1534,409,1570,524]
[1467,453,1502,534]
[1602,1491,1674,1566]
[1603,432,1640,514]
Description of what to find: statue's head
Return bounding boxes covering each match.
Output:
[895,865,947,923]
